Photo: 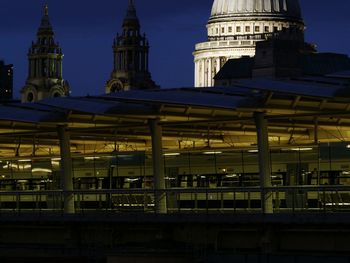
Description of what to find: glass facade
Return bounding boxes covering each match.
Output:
[0,143,350,213]
[1,143,350,191]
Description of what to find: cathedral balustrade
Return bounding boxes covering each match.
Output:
[196,31,301,51]
[195,39,256,51]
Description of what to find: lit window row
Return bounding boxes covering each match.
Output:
[210,23,292,35]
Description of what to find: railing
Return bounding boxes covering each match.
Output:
[195,40,256,50]
[0,186,350,215]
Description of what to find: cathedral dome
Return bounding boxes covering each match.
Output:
[210,0,302,22]
[194,0,305,88]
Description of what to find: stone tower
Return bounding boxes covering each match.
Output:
[21,4,70,103]
[106,0,158,93]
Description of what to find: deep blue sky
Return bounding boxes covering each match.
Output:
[1,0,350,98]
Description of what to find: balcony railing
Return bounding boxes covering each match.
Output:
[0,186,349,215]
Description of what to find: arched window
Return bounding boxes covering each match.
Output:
[27,92,34,102]
[111,83,123,93]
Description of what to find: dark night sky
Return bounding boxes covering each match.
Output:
[1,0,350,98]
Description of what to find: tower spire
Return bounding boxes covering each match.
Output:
[125,0,137,20]
[44,3,49,16]
[39,3,52,30]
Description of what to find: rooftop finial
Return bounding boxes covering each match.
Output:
[125,0,138,20]
[44,4,49,16]
[39,3,52,29]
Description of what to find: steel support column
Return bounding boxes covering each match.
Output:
[149,119,167,214]
[255,112,273,214]
[58,125,75,214]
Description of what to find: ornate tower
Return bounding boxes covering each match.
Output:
[21,4,70,103]
[106,0,158,93]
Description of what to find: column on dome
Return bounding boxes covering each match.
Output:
[215,58,220,75]
[197,60,201,87]
[194,61,198,87]
[208,58,212,86]
[200,60,205,87]
[204,60,208,87]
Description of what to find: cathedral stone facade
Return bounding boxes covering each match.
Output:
[105,0,158,93]
[21,5,70,103]
[193,0,305,87]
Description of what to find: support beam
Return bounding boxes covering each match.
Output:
[58,125,75,214]
[254,112,273,214]
[149,119,167,214]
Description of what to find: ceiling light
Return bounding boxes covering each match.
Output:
[163,153,180,156]
[291,148,313,151]
[84,157,100,160]
[32,168,52,173]
[203,151,222,155]
[18,159,31,162]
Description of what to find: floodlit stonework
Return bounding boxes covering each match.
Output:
[193,0,304,87]
[105,0,158,93]
[21,5,70,103]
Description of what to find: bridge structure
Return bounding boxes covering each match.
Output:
[1,77,350,262]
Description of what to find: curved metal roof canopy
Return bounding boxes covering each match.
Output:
[0,78,349,157]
